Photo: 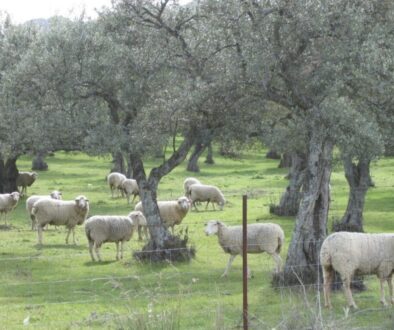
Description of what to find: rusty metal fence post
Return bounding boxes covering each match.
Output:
[242,195,248,330]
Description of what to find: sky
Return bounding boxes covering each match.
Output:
[1,0,191,24]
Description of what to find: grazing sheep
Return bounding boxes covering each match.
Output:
[26,191,63,230]
[85,211,145,261]
[188,184,225,211]
[16,171,37,196]
[0,192,20,225]
[120,178,139,204]
[183,177,201,197]
[320,232,394,309]
[132,210,149,241]
[135,196,190,234]
[107,172,127,198]
[204,220,285,278]
[32,195,89,245]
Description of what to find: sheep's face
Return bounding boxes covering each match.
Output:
[128,211,145,225]
[50,190,62,200]
[204,220,220,236]
[75,195,89,210]
[178,197,191,210]
[11,192,20,202]
[32,172,38,179]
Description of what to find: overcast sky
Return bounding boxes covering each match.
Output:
[1,0,191,24]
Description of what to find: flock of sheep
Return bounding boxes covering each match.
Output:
[0,171,393,309]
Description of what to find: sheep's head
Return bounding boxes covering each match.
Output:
[50,190,62,200]
[218,199,226,211]
[31,172,38,180]
[75,195,89,210]
[204,220,221,236]
[10,191,20,202]
[177,196,191,211]
[128,210,146,226]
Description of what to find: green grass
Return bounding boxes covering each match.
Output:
[0,149,393,329]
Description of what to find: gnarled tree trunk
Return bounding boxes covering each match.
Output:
[131,133,196,262]
[278,152,292,168]
[270,152,306,216]
[32,151,48,171]
[204,142,215,164]
[333,156,373,233]
[111,151,126,175]
[277,130,333,286]
[0,156,19,193]
[187,143,206,172]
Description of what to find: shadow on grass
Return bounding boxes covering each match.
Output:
[0,224,13,231]
[35,244,86,251]
[84,260,118,266]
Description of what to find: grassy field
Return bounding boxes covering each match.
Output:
[0,149,393,329]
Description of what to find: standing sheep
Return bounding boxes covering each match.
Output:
[120,178,139,204]
[204,220,285,278]
[16,171,37,196]
[107,172,127,198]
[85,211,145,261]
[134,196,190,234]
[183,177,201,197]
[26,191,62,230]
[0,192,20,225]
[188,184,225,211]
[320,232,394,309]
[32,195,89,245]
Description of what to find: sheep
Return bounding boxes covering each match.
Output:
[320,232,394,309]
[120,178,139,204]
[16,171,37,196]
[0,192,20,225]
[32,195,89,245]
[134,196,190,235]
[107,172,127,198]
[85,211,145,261]
[188,184,225,211]
[183,177,201,197]
[204,220,285,278]
[26,190,63,230]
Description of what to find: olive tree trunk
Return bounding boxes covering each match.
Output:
[278,130,333,286]
[0,156,19,193]
[333,157,373,233]
[204,142,215,164]
[110,151,126,175]
[270,152,306,216]
[186,142,207,172]
[131,134,196,262]
[32,151,48,171]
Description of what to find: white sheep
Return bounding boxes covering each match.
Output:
[85,211,145,261]
[320,232,394,309]
[134,196,190,234]
[16,171,37,196]
[120,178,139,204]
[188,184,225,211]
[183,177,201,197]
[107,172,127,198]
[204,220,285,278]
[26,191,63,230]
[32,195,89,245]
[0,192,20,225]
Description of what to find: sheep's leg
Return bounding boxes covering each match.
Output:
[88,241,95,261]
[120,241,124,259]
[138,225,143,241]
[379,277,388,306]
[94,242,102,261]
[343,276,357,309]
[322,266,333,308]
[221,255,236,278]
[115,242,120,260]
[131,194,137,204]
[72,228,76,244]
[37,225,44,245]
[270,253,283,273]
[193,202,199,212]
[205,201,210,210]
[387,275,393,304]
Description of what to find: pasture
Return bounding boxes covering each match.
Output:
[0,149,393,329]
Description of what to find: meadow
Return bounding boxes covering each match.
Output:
[0,148,393,329]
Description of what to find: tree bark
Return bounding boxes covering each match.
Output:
[111,151,126,175]
[187,142,207,172]
[278,130,333,286]
[0,156,19,193]
[131,133,196,262]
[333,157,373,233]
[266,149,281,159]
[270,152,306,216]
[204,142,215,164]
[278,152,292,168]
[32,151,48,171]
